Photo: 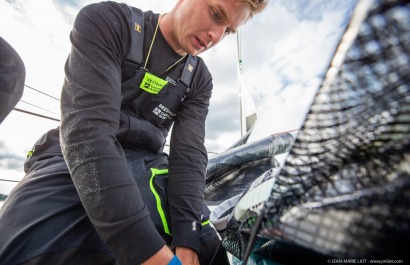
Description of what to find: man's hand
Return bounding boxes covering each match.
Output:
[176,246,200,265]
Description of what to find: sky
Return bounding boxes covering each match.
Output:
[0,0,356,195]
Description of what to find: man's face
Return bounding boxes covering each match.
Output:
[172,0,251,56]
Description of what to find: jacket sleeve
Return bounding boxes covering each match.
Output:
[168,59,213,253]
[0,36,25,123]
[59,3,165,264]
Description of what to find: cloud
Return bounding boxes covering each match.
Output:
[280,0,356,22]
[206,83,241,138]
[0,141,26,171]
[0,0,357,181]
[236,0,356,141]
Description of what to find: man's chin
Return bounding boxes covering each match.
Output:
[184,44,207,56]
[189,48,206,56]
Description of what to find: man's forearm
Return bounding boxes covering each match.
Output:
[176,246,200,265]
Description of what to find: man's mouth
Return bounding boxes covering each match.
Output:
[196,37,206,48]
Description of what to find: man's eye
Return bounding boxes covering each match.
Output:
[212,9,221,21]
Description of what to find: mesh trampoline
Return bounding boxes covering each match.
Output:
[208,0,410,263]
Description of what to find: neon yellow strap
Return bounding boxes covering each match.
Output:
[150,168,171,235]
[149,168,210,236]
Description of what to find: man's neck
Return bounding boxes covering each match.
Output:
[159,13,187,56]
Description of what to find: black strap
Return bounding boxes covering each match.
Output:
[179,55,197,88]
[127,7,144,65]
[127,7,197,89]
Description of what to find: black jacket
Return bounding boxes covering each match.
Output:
[29,1,212,263]
[0,36,25,123]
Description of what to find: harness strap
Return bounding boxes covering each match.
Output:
[127,7,197,89]
[127,7,144,65]
[123,8,198,131]
[179,55,197,88]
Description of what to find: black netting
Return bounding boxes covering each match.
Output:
[223,0,410,262]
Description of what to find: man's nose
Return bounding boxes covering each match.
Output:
[208,25,226,46]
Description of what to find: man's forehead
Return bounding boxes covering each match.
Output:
[213,0,251,26]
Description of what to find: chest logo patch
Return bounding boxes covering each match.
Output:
[140,72,168,94]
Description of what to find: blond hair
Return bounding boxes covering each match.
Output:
[240,0,268,18]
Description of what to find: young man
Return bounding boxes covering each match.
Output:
[0,0,267,264]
